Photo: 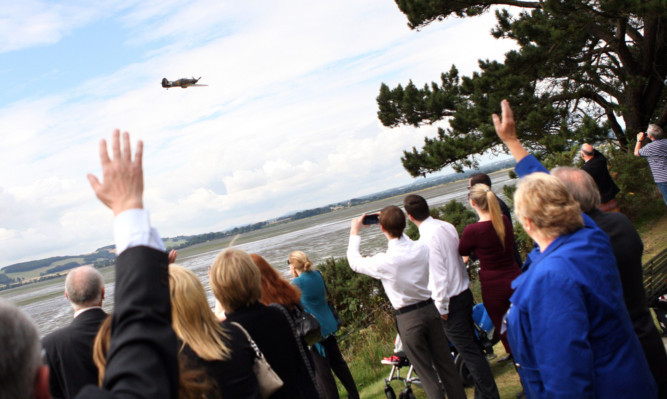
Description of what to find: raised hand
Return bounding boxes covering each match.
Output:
[87,130,144,215]
[492,100,528,162]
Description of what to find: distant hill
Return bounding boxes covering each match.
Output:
[1,160,514,288]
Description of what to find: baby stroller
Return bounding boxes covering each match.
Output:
[382,303,498,398]
[381,335,421,399]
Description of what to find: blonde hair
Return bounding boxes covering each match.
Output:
[93,312,215,398]
[289,251,313,273]
[169,264,230,361]
[469,184,506,249]
[209,248,262,313]
[514,173,583,239]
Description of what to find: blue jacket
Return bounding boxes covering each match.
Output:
[293,270,338,338]
[506,155,656,398]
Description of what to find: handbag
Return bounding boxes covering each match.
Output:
[317,270,342,328]
[292,303,322,346]
[230,322,283,398]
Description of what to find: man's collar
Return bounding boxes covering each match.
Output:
[73,306,102,318]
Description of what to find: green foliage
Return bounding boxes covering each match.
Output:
[316,257,392,334]
[380,0,667,177]
[605,148,667,220]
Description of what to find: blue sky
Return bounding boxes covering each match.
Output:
[0,1,515,266]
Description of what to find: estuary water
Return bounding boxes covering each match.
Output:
[0,171,515,337]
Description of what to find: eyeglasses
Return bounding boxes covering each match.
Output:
[287,260,291,266]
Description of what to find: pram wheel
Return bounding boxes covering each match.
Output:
[384,385,397,399]
[454,353,475,387]
[398,386,416,399]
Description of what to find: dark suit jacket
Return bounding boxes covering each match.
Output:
[42,307,108,398]
[581,150,620,203]
[587,209,667,394]
[75,246,178,399]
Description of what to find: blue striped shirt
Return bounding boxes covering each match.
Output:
[639,138,667,183]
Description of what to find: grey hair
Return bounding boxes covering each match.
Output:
[65,266,104,308]
[0,299,41,399]
[647,124,664,140]
[551,167,601,212]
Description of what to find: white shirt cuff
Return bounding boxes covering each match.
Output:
[114,209,165,256]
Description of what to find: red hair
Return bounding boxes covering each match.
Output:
[250,254,301,308]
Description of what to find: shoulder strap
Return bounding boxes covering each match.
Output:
[269,304,321,396]
[230,321,262,359]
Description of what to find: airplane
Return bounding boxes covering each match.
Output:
[161,77,207,89]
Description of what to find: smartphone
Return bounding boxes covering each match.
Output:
[362,214,380,225]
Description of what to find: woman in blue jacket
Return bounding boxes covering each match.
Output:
[494,99,657,398]
[290,251,359,399]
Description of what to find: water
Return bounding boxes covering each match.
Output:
[0,171,515,337]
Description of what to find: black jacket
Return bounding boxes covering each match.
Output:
[42,307,108,398]
[225,302,320,399]
[587,209,667,394]
[581,150,620,203]
[75,246,179,399]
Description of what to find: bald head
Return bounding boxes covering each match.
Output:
[551,167,601,212]
[65,266,104,310]
[581,143,594,160]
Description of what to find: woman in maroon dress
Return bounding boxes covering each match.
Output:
[459,183,521,356]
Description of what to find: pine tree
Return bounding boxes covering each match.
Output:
[378,0,667,176]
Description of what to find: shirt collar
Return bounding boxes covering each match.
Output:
[73,306,102,318]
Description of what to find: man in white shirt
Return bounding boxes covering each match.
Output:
[347,205,466,399]
[404,195,499,399]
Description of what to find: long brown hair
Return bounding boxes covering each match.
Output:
[251,253,301,308]
[470,184,506,249]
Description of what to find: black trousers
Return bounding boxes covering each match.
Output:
[442,289,500,399]
[310,335,359,399]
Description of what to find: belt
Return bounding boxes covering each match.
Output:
[395,298,433,315]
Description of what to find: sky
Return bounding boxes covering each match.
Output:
[0,0,516,266]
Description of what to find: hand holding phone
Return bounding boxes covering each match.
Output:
[362,213,380,225]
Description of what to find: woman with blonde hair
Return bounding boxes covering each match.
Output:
[210,248,320,399]
[289,251,359,399]
[92,313,213,399]
[459,183,521,357]
[169,264,259,399]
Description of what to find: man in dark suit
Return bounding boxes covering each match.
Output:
[580,143,620,212]
[0,130,179,399]
[552,166,667,397]
[42,266,107,398]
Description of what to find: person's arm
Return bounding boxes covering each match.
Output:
[346,215,386,279]
[427,236,450,318]
[634,132,646,156]
[458,225,475,257]
[76,130,178,399]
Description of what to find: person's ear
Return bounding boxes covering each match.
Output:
[64,291,69,300]
[34,365,51,399]
[100,286,105,302]
[407,214,416,223]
